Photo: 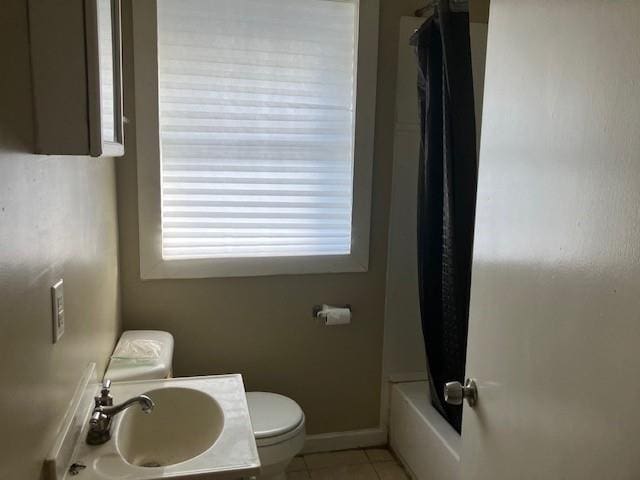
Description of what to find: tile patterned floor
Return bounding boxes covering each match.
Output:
[286,449,409,480]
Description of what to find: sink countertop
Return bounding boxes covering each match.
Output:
[58,374,260,480]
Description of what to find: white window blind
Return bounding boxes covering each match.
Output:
[157,0,358,260]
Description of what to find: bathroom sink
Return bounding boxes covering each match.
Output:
[44,368,260,480]
[117,387,225,467]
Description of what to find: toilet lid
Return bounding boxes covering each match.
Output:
[246,392,304,439]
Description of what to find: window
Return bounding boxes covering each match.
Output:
[133,0,378,278]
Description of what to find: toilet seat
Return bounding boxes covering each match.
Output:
[246,392,305,446]
[255,416,305,447]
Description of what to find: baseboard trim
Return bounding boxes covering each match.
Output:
[302,427,388,454]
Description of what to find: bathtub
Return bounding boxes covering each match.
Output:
[389,381,461,480]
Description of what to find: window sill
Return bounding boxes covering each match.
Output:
[140,253,369,280]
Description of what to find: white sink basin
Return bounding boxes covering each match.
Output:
[45,370,260,480]
[117,387,225,467]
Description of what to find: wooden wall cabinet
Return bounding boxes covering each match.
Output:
[29,0,124,157]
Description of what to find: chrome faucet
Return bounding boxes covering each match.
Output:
[86,379,155,445]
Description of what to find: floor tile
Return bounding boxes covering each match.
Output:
[287,457,308,472]
[310,463,378,480]
[372,462,409,480]
[287,471,311,480]
[364,448,394,463]
[304,450,369,470]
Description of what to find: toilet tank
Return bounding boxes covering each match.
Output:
[104,330,174,382]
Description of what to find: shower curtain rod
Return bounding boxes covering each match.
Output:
[415,0,469,17]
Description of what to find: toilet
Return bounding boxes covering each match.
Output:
[105,330,306,480]
[245,392,306,480]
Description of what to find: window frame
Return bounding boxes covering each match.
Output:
[132,0,379,279]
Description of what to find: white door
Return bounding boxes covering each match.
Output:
[460,1,640,478]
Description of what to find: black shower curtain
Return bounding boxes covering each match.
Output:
[411,5,478,434]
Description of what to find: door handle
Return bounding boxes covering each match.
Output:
[444,378,478,407]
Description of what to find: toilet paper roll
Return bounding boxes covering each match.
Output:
[320,305,351,326]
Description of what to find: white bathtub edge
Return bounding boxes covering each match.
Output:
[389,381,462,480]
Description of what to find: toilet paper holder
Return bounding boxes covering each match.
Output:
[312,304,352,318]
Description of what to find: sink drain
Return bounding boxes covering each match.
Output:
[140,461,163,468]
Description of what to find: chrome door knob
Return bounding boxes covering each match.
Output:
[444,378,478,407]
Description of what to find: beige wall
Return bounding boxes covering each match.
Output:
[117,0,425,434]
[0,2,121,479]
[471,0,491,23]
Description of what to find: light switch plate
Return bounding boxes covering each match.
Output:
[51,279,65,343]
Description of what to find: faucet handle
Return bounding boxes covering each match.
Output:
[102,379,112,393]
[95,379,113,407]
[90,410,104,425]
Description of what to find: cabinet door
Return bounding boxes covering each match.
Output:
[28,0,124,156]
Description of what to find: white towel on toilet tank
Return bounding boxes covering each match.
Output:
[111,339,162,363]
